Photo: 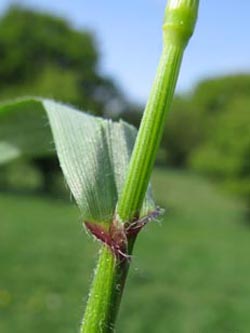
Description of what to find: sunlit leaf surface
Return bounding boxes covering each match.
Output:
[0,98,155,223]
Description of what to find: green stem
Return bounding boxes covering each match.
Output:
[81,1,199,332]
[81,240,136,333]
[117,45,184,221]
[117,0,199,221]
[80,246,121,333]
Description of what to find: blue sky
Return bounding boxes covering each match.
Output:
[1,0,249,103]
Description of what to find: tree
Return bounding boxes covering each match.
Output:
[0,5,125,115]
[160,96,203,167]
[0,5,126,193]
[191,74,250,115]
[189,75,250,206]
[191,96,250,206]
[162,74,250,169]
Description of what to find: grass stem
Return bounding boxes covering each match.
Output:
[81,1,199,331]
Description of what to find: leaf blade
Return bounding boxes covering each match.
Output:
[0,97,155,223]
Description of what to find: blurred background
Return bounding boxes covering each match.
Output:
[1,1,250,332]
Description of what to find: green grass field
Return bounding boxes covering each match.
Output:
[1,168,250,332]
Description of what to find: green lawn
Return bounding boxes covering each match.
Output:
[1,168,250,332]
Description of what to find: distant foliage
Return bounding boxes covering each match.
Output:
[191,74,250,115]
[155,74,250,204]
[0,5,127,193]
[191,99,250,197]
[0,5,125,116]
[161,96,203,167]
[190,75,250,202]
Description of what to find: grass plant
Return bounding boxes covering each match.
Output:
[0,1,199,331]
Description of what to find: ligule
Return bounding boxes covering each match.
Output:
[84,207,163,261]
